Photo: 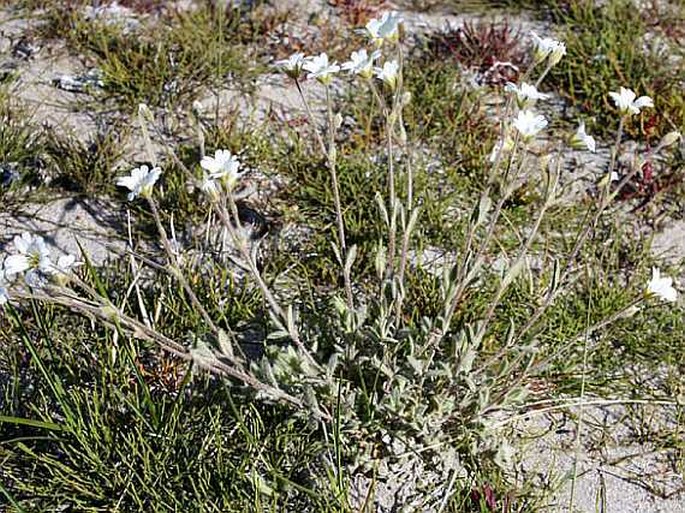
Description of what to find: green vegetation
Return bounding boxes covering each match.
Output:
[544,0,684,139]
[0,95,45,197]
[33,1,280,111]
[0,296,330,511]
[43,121,129,194]
[0,0,683,511]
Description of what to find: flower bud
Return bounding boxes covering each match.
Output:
[659,131,681,149]
[138,103,153,121]
[397,123,407,145]
[548,42,566,66]
[333,112,343,130]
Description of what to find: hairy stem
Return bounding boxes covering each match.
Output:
[325,85,354,309]
[147,197,220,335]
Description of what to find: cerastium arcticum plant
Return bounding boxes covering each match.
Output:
[1,11,682,509]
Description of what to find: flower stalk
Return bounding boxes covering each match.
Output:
[293,78,354,310]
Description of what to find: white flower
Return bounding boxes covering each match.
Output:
[303,53,340,85]
[200,149,242,191]
[646,267,677,302]
[116,165,161,201]
[365,11,402,45]
[504,81,549,108]
[4,232,52,277]
[570,121,596,152]
[274,52,308,80]
[530,31,566,64]
[374,60,399,90]
[609,87,654,116]
[513,110,548,140]
[1,234,78,288]
[341,49,380,79]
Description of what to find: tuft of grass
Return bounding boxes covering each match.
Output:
[271,145,386,286]
[0,94,46,196]
[0,264,338,512]
[401,57,497,175]
[347,44,498,180]
[32,2,275,112]
[43,120,129,195]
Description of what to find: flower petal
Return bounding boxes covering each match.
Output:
[4,254,30,276]
[633,96,654,109]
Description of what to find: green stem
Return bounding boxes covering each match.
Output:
[295,79,353,309]
[431,133,521,346]
[511,117,629,346]
[325,85,353,309]
[147,197,219,335]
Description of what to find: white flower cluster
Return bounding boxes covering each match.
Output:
[199,149,244,202]
[274,11,403,90]
[0,146,249,307]
[495,32,561,149]
[510,33,565,144]
[493,31,598,159]
[492,33,655,173]
[0,232,81,305]
[114,147,246,206]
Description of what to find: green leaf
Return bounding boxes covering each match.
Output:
[0,415,64,431]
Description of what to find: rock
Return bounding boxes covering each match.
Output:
[1,196,127,266]
[651,219,685,263]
